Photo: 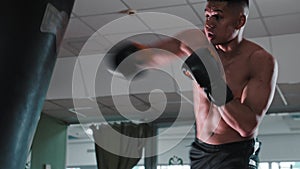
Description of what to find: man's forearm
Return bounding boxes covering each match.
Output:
[219,100,261,137]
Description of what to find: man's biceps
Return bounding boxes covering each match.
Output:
[247,91,271,113]
[245,84,272,111]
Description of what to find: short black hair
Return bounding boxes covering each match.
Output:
[207,0,249,9]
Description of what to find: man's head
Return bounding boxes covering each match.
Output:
[204,0,249,45]
[207,0,249,8]
[207,0,249,16]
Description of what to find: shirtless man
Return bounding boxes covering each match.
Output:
[107,0,278,168]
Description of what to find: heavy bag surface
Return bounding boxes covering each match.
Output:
[0,1,74,169]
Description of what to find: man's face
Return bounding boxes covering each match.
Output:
[204,1,241,45]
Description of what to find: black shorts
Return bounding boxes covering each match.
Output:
[190,138,255,169]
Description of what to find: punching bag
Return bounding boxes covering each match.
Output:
[0,1,74,169]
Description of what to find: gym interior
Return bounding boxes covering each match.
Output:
[3,0,300,169]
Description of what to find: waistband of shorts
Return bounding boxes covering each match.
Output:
[194,138,255,150]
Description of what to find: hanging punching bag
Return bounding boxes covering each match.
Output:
[0,1,74,169]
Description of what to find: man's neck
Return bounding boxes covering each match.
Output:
[215,34,244,54]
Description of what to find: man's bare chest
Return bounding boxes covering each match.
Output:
[221,56,251,97]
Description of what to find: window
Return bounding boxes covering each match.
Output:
[279,162,300,169]
[132,166,145,169]
[133,165,190,169]
[259,161,300,169]
[157,165,190,169]
[259,162,270,169]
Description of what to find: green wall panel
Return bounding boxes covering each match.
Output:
[30,114,67,169]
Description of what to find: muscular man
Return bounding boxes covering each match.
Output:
[107,0,278,168]
[186,1,277,169]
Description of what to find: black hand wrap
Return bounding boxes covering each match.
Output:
[182,48,234,106]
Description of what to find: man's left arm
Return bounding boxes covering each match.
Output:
[219,50,278,138]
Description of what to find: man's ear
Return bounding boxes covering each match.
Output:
[236,14,246,29]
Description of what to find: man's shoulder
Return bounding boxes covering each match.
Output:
[242,39,264,52]
[239,39,277,78]
[242,39,275,63]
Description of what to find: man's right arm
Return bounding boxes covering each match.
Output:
[106,29,208,78]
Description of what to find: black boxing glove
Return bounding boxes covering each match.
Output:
[106,40,148,80]
[182,48,234,106]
